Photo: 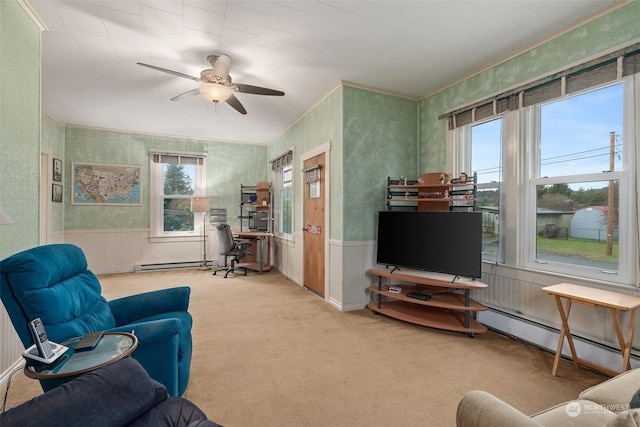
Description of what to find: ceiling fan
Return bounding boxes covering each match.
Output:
[137,54,285,115]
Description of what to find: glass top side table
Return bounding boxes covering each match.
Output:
[24,332,138,379]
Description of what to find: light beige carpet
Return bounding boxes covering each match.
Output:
[3,269,606,426]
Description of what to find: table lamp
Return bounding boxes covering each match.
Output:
[191,197,211,270]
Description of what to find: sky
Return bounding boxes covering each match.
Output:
[471,82,623,188]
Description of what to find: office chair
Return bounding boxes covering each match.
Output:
[213,223,252,278]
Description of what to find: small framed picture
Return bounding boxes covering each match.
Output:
[52,184,63,203]
[53,158,62,182]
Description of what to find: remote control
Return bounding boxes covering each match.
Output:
[407,292,432,301]
[75,331,104,352]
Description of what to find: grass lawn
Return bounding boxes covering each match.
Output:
[536,236,618,263]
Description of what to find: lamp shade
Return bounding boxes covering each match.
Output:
[199,83,233,102]
[191,197,210,213]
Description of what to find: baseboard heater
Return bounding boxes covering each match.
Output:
[134,260,217,272]
[480,307,640,373]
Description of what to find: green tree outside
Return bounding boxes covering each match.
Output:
[163,164,195,232]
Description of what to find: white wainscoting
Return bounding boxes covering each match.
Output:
[271,232,303,286]
[64,229,216,274]
[0,307,24,386]
[328,240,376,311]
[327,239,343,309]
[50,230,64,244]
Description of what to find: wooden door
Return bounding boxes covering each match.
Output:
[303,153,325,297]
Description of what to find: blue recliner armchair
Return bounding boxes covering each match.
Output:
[0,244,192,396]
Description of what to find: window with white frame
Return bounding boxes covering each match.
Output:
[445,45,638,285]
[271,151,293,237]
[471,118,504,263]
[528,83,627,281]
[150,152,207,237]
[451,117,505,263]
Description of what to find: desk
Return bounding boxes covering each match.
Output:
[25,332,138,380]
[542,283,640,377]
[235,231,273,274]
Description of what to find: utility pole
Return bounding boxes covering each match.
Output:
[606,131,615,256]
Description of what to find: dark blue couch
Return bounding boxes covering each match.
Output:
[0,358,219,427]
[1,244,192,396]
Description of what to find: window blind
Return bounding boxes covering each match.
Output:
[441,42,640,129]
[150,152,206,165]
[303,165,322,184]
[271,150,293,171]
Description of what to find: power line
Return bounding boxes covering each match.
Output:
[541,143,622,165]
[542,143,621,161]
[473,139,623,178]
[542,151,621,166]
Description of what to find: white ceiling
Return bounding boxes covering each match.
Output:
[28,0,620,145]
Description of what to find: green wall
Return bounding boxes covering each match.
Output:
[63,127,267,231]
[269,87,344,240]
[0,1,41,258]
[342,86,418,241]
[419,1,640,172]
[41,114,65,232]
[268,86,418,242]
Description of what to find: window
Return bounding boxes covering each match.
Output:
[450,80,634,284]
[280,164,293,234]
[471,118,503,263]
[528,83,627,280]
[445,44,640,285]
[451,117,504,263]
[150,152,206,237]
[271,151,293,237]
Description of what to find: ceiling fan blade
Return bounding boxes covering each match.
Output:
[234,83,285,96]
[137,62,200,82]
[225,94,247,115]
[170,88,201,101]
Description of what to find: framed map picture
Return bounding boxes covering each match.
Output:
[72,162,142,205]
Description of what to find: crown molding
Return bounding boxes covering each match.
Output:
[18,0,49,32]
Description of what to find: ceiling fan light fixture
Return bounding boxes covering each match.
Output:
[199,83,233,102]
[138,54,282,114]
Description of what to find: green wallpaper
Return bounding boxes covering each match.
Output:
[419,1,640,172]
[342,86,418,241]
[41,114,65,232]
[268,86,418,242]
[0,1,41,258]
[63,127,267,230]
[269,87,343,240]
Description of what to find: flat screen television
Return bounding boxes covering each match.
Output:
[376,211,483,279]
